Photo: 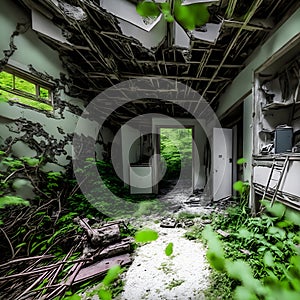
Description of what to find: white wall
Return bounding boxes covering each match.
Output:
[253,161,300,196]
[0,0,85,172]
[121,124,141,186]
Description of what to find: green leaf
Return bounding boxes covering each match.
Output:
[260,200,286,218]
[64,294,81,300]
[238,227,253,239]
[276,220,293,228]
[22,157,39,167]
[136,1,160,18]
[234,286,258,300]
[0,196,30,209]
[102,264,122,286]
[233,181,244,193]
[165,242,174,256]
[267,226,286,240]
[98,288,112,300]
[164,12,174,23]
[47,171,62,180]
[284,208,300,226]
[202,225,225,272]
[237,157,247,165]
[226,260,252,281]
[160,2,174,22]
[134,228,159,243]
[226,260,263,293]
[207,250,226,272]
[174,0,209,30]
[16,242,27,249]
[174,1,194,30]
[263,251,274,267]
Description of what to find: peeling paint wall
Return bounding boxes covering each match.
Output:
[0,0,85,174]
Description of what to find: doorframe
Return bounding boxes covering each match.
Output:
[153,125,195,194]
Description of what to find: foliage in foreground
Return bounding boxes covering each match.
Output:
[0,151,143,299]
[192,197,300,299]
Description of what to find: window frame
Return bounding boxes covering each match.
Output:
[0,65,54,111]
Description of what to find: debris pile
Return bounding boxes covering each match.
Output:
[0,218,133,300]
[160,217,194,228]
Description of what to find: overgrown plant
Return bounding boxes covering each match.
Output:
[184,158,300,299]
[201,194,300,299]
[0,150,141,299]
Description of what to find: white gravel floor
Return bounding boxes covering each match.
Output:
[82,181,212,300]
[118,221,210,300]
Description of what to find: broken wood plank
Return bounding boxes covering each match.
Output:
[74,217,121,247]
[96,237,133,259]
[73,254,131,284]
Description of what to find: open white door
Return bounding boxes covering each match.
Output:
[213,128,233,201]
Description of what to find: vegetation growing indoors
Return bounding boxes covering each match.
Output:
[1,0,300,299]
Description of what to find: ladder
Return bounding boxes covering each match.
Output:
[262,156,290,207]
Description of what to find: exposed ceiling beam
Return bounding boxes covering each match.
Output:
[115,59,244,68]
[224,20,271,31]
[85,72,231,82]
[196,0,264,111]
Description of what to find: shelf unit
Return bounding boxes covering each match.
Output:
[252,49,300,211]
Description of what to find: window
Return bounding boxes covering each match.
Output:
[0,68,53,111]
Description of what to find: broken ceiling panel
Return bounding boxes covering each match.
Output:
[118,17,167,50]
[191,22,223,44]
[174,22,190,49]
[32,9,72,45]
[100,0,163,31]
[100,0,167,49]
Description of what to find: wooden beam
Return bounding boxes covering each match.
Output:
[85,72,230,82]
[224,20,271,31]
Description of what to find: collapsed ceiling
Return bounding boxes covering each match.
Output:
[16,0,300,129]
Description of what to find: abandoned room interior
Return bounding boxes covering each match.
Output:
[0,0,300,299]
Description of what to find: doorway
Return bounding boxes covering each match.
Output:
[158,127,194,194]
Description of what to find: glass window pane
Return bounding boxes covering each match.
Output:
[39,87,49,99]
[15,76,36,94]
[0,71,13,89]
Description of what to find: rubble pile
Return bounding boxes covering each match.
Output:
[0,218,133,300]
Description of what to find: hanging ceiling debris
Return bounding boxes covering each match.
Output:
[15,0,300,128]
